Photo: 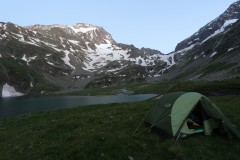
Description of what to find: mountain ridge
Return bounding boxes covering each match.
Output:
[0,21,174,96]
[157,1,240,81]
[1,1,240,97]
[174,1,240,54]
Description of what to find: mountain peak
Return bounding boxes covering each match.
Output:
[25,23,103,34]
[233,0,240,5]
[25,24,69,30]
[71,23,99,33]
[74,23,99,28]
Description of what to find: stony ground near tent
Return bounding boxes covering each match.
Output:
[0,95,239,160]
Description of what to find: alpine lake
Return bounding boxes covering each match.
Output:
[0,94,157,118]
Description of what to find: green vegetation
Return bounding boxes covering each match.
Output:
[65,82,147,96]
[0,58,42,89]
[0,95,239,160]
[31,81,61,93]
[0,58,60,93]
[65,79,240,96]
[200,62,237,77]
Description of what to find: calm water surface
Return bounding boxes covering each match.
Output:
[0,94,157,118]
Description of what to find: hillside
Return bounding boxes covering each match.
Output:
[0,95,239,159]
[158,1,240,81]
[0,22,174,96]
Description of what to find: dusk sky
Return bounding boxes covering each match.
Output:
[1,0,237,53]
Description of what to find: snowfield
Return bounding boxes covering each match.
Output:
[2,83,24,98]
[82,43,175,72]
[202,19,238,43]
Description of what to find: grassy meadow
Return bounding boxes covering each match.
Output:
[0,94,240,160]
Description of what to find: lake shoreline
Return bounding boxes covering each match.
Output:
[0,94,157,118]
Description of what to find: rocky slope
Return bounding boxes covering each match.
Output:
[158,1,240,81]
[175,1,240,54]
[0,22,174,96]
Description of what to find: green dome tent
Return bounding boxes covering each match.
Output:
[144,92,240,140]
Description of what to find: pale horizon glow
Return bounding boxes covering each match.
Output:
[0,0,237,53]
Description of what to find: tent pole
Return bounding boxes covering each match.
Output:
[176,132,181,141]
[148,125,154,133]
[132,107,152,137]
[132,118,145,136]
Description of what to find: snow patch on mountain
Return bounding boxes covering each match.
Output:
[2,83,24,98]
[0,33,6,40]
[71,26,97,33]
[106,65,128,73]
[210,52,217,57]
[227,46,238,52]
[21,54,37,65]
[47,61,55,66]
[176,44,196,55]
[202,19,238,43]
[161,54,176,65]
[68,40,79,45]
[25,24,69,31]
[8,32,48,48]
[83,44,129,71]
[62,51,75,69]
[82,43,175,72]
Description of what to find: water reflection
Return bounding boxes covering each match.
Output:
[0,94,157,118]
